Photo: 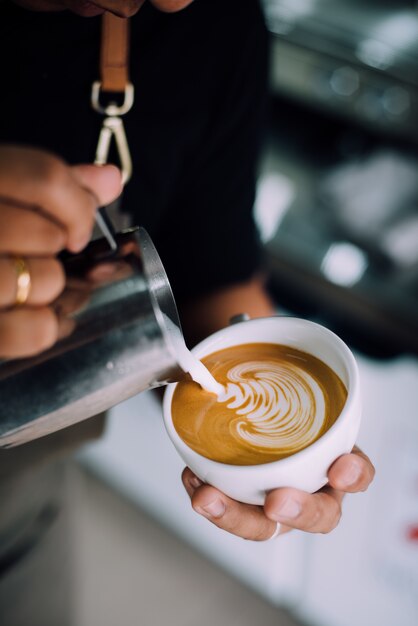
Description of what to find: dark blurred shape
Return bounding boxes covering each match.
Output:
[258,0,418,358]
[263,0,418,143]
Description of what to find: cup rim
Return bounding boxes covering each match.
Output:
[163,316,360,473]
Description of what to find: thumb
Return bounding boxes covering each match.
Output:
[71,164,123,207]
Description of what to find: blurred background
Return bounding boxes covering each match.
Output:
[76,1,418,625]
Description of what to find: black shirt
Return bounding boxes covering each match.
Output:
[0,3,269,582]
[0,0,268,301]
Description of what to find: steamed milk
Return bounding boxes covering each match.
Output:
[162,313,224,395]
[172,343,347,465]
[174,341,224,396]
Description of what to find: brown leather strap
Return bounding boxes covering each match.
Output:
[100,13,130,93]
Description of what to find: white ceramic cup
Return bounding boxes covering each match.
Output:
[163,316,362,505]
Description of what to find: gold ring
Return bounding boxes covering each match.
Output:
[13,257,31,306]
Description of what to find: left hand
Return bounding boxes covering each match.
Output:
[182,446,375,540]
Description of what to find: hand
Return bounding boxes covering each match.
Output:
[0,145,121,359]
[182,446,375,540]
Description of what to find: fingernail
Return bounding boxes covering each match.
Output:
[189,476,203,489]
[272,497,301,521]
[196,498,226,519]
[339,462,362,488]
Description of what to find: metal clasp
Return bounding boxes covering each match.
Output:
[91,81,134,116]
[90,79,134,251]
[95,116,132,185]
[92,80,134,185]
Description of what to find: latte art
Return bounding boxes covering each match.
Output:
[220,361,325,455]
[172,343,347,465]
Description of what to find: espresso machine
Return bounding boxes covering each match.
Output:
[259,0,418,357]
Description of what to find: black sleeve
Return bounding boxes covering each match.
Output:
[143,0,269,301]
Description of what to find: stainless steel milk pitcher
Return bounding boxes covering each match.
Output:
[0,227,185,448]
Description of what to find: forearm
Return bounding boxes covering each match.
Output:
[178,274,276,347]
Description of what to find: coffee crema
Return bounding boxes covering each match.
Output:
[172,343,347,465]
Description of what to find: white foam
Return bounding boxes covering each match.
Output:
[220,361,326,451]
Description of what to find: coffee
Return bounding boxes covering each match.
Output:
[172,342,347,465]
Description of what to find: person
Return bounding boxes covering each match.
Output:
[0,0,374,621]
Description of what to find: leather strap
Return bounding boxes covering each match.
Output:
[100,13,130,93]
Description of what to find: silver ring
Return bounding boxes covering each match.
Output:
[265,521,281,541]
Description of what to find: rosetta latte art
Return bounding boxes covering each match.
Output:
[219,361,325,455]
[172,343,347,465]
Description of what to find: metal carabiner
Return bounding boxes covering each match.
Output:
[91,81,134,117]
[95,115,132,186]
[91,81,134,251]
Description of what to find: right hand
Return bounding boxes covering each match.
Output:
[182,446,375,540]
[0,145,121,359]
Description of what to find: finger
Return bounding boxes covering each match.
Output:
[53,287,91,317]
[150,1,194,13]
[0,147,96,252]
[0,203,66,255]
[0,258,65,307]
[56,314,76,342]
[85,260,132,284]
[182,468,278,541]
[0,307,59,358]
[70,164,122,206]
[94,0,145,18]
[0,147,119,253]
[265,486,343,534]
[328,447,375,493]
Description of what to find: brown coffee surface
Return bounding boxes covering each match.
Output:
[172,343,347,465]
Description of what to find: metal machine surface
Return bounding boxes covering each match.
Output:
[257,0,418,356]
[263,0,418,142]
